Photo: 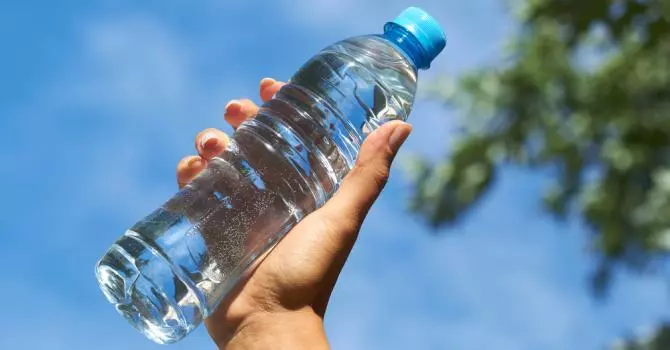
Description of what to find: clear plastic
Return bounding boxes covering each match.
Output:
[96,32,420,343]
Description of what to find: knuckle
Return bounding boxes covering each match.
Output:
[315,211,339,236]
[239,99,259,113]
[373,166,390,187]
[319,211,360,240]
[351,160,390,189]
[224,112,237,123]
[238,98,256,108]
[337,218,359,236]
[177,156,193,170]
[347,163,365,180]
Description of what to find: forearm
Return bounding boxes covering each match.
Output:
[222,308,329,350]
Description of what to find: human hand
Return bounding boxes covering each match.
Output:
[176,78,412,349]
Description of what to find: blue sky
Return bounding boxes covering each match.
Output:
[1,1,668,349]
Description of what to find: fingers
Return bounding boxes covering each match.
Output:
[178,128,230,188]
[224,78,285,130]
[177,155,207,189]
[182,77,286,188]
[182,75,286,189]
[224,99,259,129]
[259,77,285,102]
[195,128,230,160]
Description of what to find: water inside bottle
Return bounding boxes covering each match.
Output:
[96,35,418,343]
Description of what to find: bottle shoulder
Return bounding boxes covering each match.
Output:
[325,35,418,77]
[317,35,418,118]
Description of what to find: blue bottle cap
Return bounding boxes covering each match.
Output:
[389,7,446,67]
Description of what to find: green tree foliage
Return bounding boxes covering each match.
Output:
[409,0,670,294]
[615,324,670,350]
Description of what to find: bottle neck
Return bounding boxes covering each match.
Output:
[383,22,430,70]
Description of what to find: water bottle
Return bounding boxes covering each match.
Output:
[95,7,446,344]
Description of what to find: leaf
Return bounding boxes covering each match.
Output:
[413,0,670,294]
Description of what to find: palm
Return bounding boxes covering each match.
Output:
[204,212,347,334]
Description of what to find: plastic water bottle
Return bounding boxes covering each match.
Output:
[95,7,446,344]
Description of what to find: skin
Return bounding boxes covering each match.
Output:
[176,78,412,349]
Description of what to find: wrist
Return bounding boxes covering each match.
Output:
[221,307,328,350]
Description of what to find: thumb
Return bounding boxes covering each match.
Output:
[269,121,411,315]
[319,120,412,246]
[305,121,411,314]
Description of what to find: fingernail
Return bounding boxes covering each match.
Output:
[260,77,275,87]
[388,122,412,151]
[225,100,241,115]
[200,132,218,149]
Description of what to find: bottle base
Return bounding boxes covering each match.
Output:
[95,232,202,344]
